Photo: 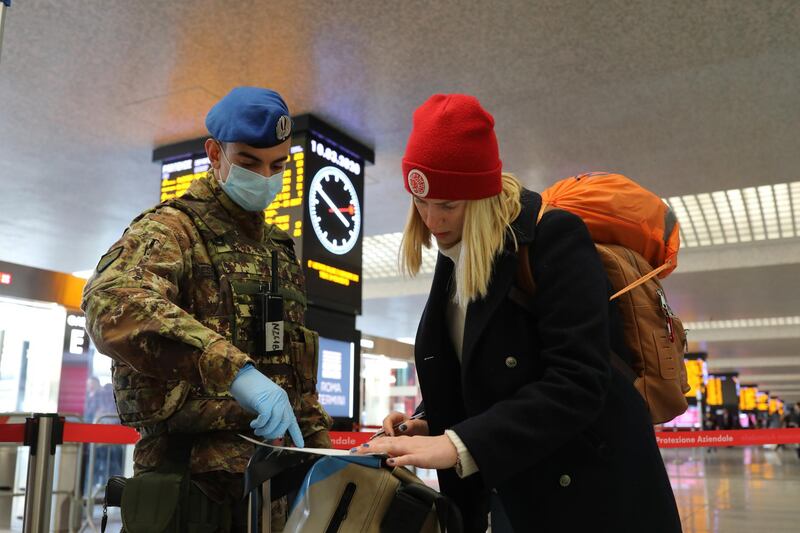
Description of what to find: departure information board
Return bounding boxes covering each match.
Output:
[160,156,211,202]
[757,391,770,412]
[267,135,307,240]
[706,376,723,406]
[739,386,758,411]
[769,397,784,416]
[301,131,365,314]
[684,358,707,399]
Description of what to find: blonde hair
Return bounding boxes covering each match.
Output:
[400,173,523,306]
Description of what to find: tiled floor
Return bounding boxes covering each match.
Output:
[3,446,799,532]
[664,446,800,533]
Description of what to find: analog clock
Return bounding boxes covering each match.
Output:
[308,166,361,255]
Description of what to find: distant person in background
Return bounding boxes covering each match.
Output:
[720,408,738,430]
[783,402,800,428]
[83,376,101,423]
[767,409,782,429]
[787,403,800,459]
[94,383,118,423]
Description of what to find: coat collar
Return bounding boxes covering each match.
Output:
[422,188,542,376]
[508,188,542,247]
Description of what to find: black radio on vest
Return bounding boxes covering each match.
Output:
[262,252,284,356]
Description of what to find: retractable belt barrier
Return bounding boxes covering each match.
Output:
[332,429,800,450]
[654,428,800,448]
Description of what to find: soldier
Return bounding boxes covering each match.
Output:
[82,86,332,531]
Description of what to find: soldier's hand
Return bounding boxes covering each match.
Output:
[229,364,305,447]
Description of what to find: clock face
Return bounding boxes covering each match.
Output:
[308,166,362,255]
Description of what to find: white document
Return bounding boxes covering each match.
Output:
[238,434,380,457]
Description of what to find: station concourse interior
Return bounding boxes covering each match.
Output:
[0,1,799,532]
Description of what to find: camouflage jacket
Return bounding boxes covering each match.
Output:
[82,174,332,474]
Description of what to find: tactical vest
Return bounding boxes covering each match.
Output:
[112,195,319,437]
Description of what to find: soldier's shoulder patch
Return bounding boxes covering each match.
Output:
[96,246,124,273]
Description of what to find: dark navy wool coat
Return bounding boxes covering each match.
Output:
[414,190,682,533]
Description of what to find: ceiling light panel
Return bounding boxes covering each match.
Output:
[684,316,800,330]
[363,232,438,279]
[362,182,800,280]
[666,181,800,248]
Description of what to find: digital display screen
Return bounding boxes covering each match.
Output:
[316,336,354,418]
[302,133,364,314]
[739,386,757,411]
[266,134,306,244]
[720,375,740,408]
[756,392,770,412]
[160,156,211,202]
[684,359,707,399]
[706,376,723,406]
[707,374,739,407]
[769,397,784,416]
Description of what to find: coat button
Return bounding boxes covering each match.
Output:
[505,356,518,368]
[559,474,571,487]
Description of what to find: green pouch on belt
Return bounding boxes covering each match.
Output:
[120,470,186,533]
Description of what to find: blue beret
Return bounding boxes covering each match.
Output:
[205,87,292,148]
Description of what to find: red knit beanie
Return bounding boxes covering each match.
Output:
[402,94,502,200]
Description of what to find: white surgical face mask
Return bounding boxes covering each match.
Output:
[217,145,283,211]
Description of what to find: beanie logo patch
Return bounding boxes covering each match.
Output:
[407,169,429,197]
[276,115,292,141]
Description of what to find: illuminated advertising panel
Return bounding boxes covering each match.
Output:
[316,336,355,419]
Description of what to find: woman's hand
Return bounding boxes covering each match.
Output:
[379,411,429,437]
[353,435,458,470]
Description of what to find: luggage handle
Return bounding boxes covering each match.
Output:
[380,482,463,533]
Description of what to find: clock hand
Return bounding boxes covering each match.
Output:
[318,188,350,228]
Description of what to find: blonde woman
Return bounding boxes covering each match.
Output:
[356,95,681,532]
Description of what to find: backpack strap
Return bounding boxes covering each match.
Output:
[609,260,673,301]
[510,202,552,303]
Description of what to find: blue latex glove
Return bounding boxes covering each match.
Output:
[229,364,305,447]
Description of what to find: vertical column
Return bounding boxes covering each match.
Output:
[0,1,9,64]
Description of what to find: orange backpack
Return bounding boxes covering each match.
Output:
[518,172,689,424]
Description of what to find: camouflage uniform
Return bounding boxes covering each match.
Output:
[82,172,332,480]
